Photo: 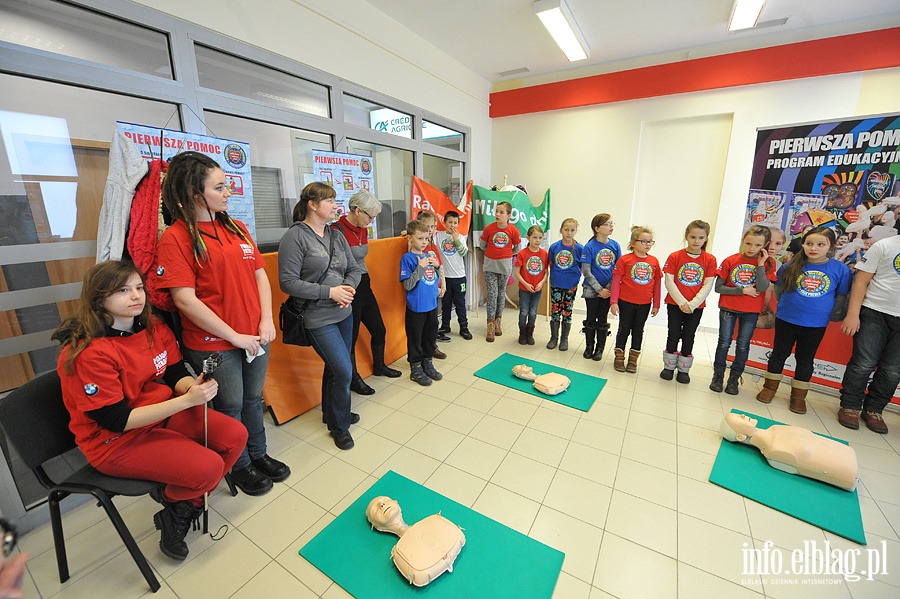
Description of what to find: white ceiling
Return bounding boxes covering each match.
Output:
[362,0,900,84]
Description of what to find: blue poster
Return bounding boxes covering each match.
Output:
[116,122,256,239]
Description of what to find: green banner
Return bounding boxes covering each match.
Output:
[471,185,550,237]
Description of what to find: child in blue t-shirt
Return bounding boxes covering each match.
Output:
[546,218,584,351]
[756,226,851,414]
[400,220,443,387]
[580,213,621,360]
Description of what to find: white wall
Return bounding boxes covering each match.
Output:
[127,0,494,187]
[491,67,900,328]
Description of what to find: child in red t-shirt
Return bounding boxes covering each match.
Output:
[513,225,549,345]
[610,226,662,373]
[710,224,777,395]
[659,220,717,384]
[479,201,521,341]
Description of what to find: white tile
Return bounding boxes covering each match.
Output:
[471,483,540,534]
[678,562,763,599]
[620,431,677,473]
[543,470,613,528]
[613,457,677,509]
[551,571,593,599]
[571,419,625,455]
[293,457,369,511]
[558,442,620,487]
[488,395,540,425]
[431,403,484,434]
[425,463,486,507]
[405,422,465,460]
[530,505,604,583]
[334,430,401,474]
[166,530,270,598]
[445,436,507,480]
[604,490,677,557]
[626,410,677,444]
[593,533,677,599]
[490,452,556,502]
[368,410,428,445]
[678,513,754,586]
[527,405,579,439]
[511,427,569,467]
[678,475,750,535]
[469,414,525,450]
[239,488,326,557]
[374,446,441,483]
[397,392,449,421]
[230,561,317,599]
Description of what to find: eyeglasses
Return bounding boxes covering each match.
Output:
[357,208,376,220]
[637,240,655,246]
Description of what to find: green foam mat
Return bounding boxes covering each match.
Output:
[299,470,565,598]
[709,409,866,545]
[473,352,606,411]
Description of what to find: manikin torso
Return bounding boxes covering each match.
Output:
[721,413,859,491]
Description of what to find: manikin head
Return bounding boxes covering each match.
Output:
[721,413,759,443]
[366,496,407,535]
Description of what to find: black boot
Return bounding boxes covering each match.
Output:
[371,343,401,377]
[724,370,743,395]
[546,321,559,349]
[410,361,432,386]
[582,321,595,359]
[459,320,473,340]
[559,322,572,351]
[349,351,375,395]
[592,324,609,361]
[154,500,201,561]
[421,357,443,380]
[526,325,536,345]
[709,367,726,393]
[227,463,273,496]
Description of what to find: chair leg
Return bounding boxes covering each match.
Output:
[95,491,161,592]
[49,491,70,584]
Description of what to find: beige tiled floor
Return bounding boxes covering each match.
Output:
[14,309,900,598]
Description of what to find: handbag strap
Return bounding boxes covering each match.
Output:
[294,223,336,311]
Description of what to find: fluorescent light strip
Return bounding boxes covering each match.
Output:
[535,0,588,62]
[728,0,766,31]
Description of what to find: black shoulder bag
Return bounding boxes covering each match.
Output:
[279,227,335,346]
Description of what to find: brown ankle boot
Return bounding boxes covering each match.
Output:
[494,316,502,336]
[755,374,781,404]
[625,349,641,373]
[614,348,626,372]
[789,381,809,414]
[486,319,495,342]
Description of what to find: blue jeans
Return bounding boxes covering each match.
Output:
[518,289,541,327]
[183,347,269,471]
[308,313,353,434]
[714,309,758,374]
[840,306,900,413]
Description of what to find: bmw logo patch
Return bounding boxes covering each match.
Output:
[84,383,99,396]
[156,266,165,276]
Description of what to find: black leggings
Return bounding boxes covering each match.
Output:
[615,300,651,351]
[665,304,704,355]
[585,296,611,329]
[767,317,827,382]
[351,273,387,347]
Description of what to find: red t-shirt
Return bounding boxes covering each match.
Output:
[481,223,521,260]
[716,252,778,313]
[58,321,180,466]
[663,249,718,309]
[514,247,549,290]
[612,253,662,305]
[156,220,264,351]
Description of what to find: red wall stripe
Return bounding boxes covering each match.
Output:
[489,28,900,118]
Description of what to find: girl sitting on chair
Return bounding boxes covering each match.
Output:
[53,260,247,561]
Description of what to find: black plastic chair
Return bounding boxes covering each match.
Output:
[0,371,161,593]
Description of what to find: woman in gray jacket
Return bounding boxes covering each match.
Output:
[278,182,362,450]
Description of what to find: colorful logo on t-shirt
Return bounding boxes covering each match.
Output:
[240,243,255,259]
[677,262,704,287]
[84,383,99,396]
[156,266,165,276]
[795,271,831,298]
[729,264,757,288]
[441,239,457,256]
[426,249,438,261]
[595,248,616,269]
[491,231,511,249]
[630,261,654,285]
[526,255,545,276]
[555,249,576,269]
[422,265,437,285]
[223,143,247,168]
[893,252,900,275]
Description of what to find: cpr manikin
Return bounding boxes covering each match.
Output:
[720,413,859,491]
[512,365,571,396]
[366,496,465,587]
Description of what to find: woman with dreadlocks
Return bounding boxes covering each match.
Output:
[157,151,290,497]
